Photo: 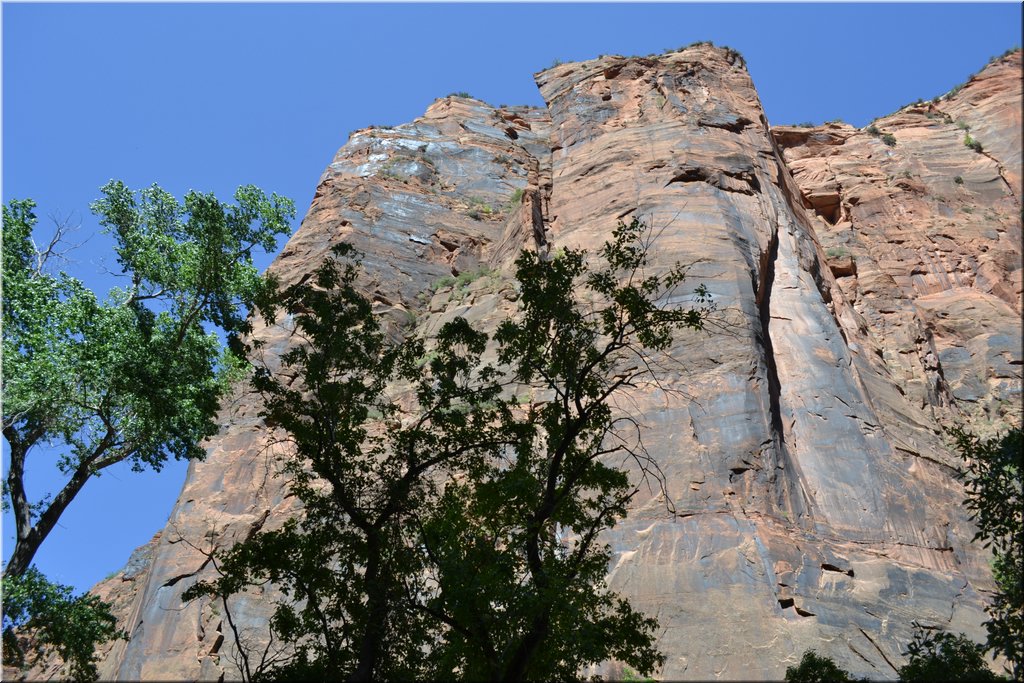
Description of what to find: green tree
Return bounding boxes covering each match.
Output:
[1,568,122,680]
[2,183,293,676]
[952,426,1023,679]
[784,650,858,683]
[786,635,1004,683]
[898,629,1004,682]
[185,218,713,681]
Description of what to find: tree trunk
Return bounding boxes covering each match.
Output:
[4,461,94,578]
[4,437,33,578]
[347,534,388,683]
[501,611,550,683]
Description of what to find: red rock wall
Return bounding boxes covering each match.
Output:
[63,47,1019,681]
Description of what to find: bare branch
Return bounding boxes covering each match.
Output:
[30,210,89,275]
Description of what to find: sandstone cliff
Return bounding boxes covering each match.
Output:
[42,45,1020,681]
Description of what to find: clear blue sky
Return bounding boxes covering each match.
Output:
[3,2,1021,593]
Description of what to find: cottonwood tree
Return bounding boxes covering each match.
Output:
[2,183,293,678]
[953,425,1023,680]
[186,218,714,682]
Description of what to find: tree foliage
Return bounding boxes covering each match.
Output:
[898,629,1004,682]
[1,568,122,681]
[1,184,293,677]
[952,425,1023,679]
[185,218,714,681]
[784,650,859,683]
[788,629,1005,683]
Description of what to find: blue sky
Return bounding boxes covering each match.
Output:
[3,2,1021,593]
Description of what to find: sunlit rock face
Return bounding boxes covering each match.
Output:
[773,50,1022,441]
[76,46,1019,682]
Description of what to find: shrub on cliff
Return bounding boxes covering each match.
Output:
[185,218,715,681]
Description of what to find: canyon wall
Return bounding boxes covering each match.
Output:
[48,45,1020,681]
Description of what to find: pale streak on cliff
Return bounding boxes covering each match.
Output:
[36,47,1018,682]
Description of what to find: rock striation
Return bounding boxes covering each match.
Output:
[773,50,1022,440]
[45,46,1021,681]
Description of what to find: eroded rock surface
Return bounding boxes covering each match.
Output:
[54,47,1020,681]
[773,49,1022,436]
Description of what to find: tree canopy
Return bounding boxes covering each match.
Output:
[2,183,294,678]
[784,649,862,683]
[184,218,714,682]
[953,425,1023,679]
[1,567,121,680]
[898,629,1004,682]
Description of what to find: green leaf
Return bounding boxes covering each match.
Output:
[2,568,124,681]
[190,219,712,680]
[2,183,293,671]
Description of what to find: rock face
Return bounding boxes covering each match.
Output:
[62,46,1020,681]
[772,50,1022,439]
